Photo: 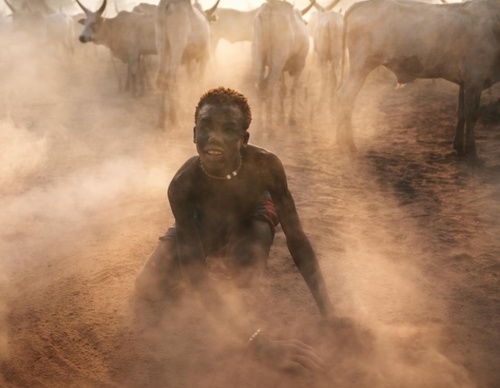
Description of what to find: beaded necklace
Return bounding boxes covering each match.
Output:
[200,155,242,180]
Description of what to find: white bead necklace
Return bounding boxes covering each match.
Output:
[200,155,242,180]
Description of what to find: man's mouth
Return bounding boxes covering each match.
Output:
[206,149,223,156]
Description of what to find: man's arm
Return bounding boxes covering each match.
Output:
[266,154,334,317]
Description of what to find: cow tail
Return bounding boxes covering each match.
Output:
[338,11,349,91]
[254,11,270,92]
[267,5,274,77]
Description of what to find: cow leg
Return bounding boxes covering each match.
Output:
[330,61,339,112]
[137,56,146,96]
[463,86,481,161]
[129,55,141,98]
[194,54,210,101]
[156,54,179,127]
[453,85,465,156]
[110,55,124,93]
[156,66,168,129]
[289,85,296,126]
[318,60,329,110]
[289,73,302,127]
[256,81,268,138]
[126,65,132,94]
[279,74,286,125]
[144,57,154,91]
[336,67,372,151]
[267,84,275,136]
[157,92,167,129]
[169,82,178,125]
[164,33,188,127]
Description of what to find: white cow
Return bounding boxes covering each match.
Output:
[336,0,500,160]
[5,0,75,56]
[309,0,343,109]
[0,11,12,33]
[252,0,316,133]
[209,6,260,54]
[155,0,219,127]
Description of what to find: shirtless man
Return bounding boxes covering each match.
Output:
[135,86,335,372]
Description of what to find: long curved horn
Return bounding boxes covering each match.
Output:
[4,0,16,14]
[75,0,91,15]
[96,0,107,15]
[301,0,316,16]
[325,0,342,11]
[23,0,33,12]
[204,0,220,17]
[313,1,325,12]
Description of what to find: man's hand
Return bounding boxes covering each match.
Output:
[319,316,375,357]
[248,333,326,373]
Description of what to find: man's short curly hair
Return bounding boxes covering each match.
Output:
[194,87,252,130]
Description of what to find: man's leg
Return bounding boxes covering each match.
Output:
[135,237,182,301]
[226,220,274,288]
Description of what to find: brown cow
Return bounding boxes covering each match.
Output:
[76,0,156,96]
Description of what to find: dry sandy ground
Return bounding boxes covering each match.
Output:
[0,34,499,388]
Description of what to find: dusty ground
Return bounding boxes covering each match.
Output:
[0,32,499,388]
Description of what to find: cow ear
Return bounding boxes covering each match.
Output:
[78,18,86,25]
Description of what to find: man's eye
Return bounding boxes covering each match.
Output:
[224,127,238,134]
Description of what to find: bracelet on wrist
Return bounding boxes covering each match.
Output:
[247,328,262,345]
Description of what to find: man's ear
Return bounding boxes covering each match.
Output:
[193,126,196,143]
[243,131,250,147]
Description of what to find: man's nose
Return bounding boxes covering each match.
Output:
[207,128,224,142]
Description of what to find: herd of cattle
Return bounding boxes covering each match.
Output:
[1,0,500,160]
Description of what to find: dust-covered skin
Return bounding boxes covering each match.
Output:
[0,8,499,388]
[135,90,335,373]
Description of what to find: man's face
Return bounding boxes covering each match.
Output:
[194,103,249,174]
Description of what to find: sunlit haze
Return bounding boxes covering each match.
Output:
[0,0,498,387]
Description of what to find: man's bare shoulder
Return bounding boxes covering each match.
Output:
[173,156,199,176]
[168,156,199,197]
[245,144,282,165]
[244,144,286,188]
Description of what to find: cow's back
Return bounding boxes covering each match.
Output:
[344,0,500,85]
[211,8,258,44]
[253,1,309,75]
[159,0,210,61]
[314,11,343,63]
[104,12,144,59]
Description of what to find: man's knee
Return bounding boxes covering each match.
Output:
[228,224,272,287]
[134,239,181,301]
[231,264,265,288]
[135,274,165,301]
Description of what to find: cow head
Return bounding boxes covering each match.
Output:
[193,0,220,23]
[4,0,30,14]
[204,0,220,22]
[4,0,44,31]
[75,0,107,43]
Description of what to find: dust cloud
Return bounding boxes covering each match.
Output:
[1,2,499,388]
